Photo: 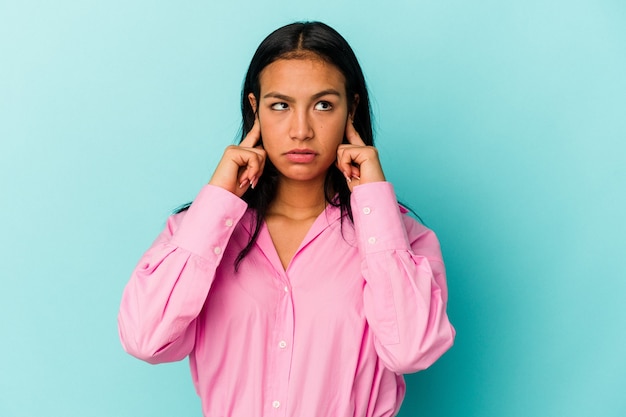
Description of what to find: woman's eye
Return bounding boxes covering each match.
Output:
[314,101,332,111]
[271,102,289,110]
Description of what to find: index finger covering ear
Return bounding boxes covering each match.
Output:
[345,118,366,146]
[240,117,261,148]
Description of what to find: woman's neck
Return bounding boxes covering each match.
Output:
[268,177,327,220]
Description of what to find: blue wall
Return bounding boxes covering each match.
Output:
[1,1,624,416]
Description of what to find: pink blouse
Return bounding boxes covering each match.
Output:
[118,181,455,416]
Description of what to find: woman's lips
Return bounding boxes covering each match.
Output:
[285,149,316,163]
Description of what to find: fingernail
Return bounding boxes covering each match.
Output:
[240,179,249,188]
[344,173,351,183]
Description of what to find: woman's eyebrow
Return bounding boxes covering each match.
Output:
[262,92,293,101]
[311,89,342,100]
[262,89,342,101]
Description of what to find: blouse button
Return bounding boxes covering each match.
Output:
[213,247,222,255]
[272,400,281,408]
[225,218,234,227]
[278,340,287,349]
[284,286,289,292]
[363,207,371,215]
[368,237,376,245]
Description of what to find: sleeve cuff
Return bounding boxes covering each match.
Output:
[171,185,248,260]
[350,182,411,255]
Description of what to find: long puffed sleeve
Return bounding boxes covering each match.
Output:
[118,185,248,364]
[351,182,455,374]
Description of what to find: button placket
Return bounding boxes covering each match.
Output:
[268,270,294,416]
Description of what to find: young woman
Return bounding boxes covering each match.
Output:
[118,21,455,417]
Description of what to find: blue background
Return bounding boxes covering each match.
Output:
[1,1,625,416]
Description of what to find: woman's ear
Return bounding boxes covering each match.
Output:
[248,93,258,114]
[349,94,360,120]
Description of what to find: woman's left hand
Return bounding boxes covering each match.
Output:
[336,118,386,191]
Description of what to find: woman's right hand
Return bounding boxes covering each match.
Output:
[209,118,265,198]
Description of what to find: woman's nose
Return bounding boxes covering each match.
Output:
[289,111,313,141]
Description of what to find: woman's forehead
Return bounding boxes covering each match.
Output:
[259,57,346,96]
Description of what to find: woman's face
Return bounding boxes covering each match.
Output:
[250,57,355,184]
